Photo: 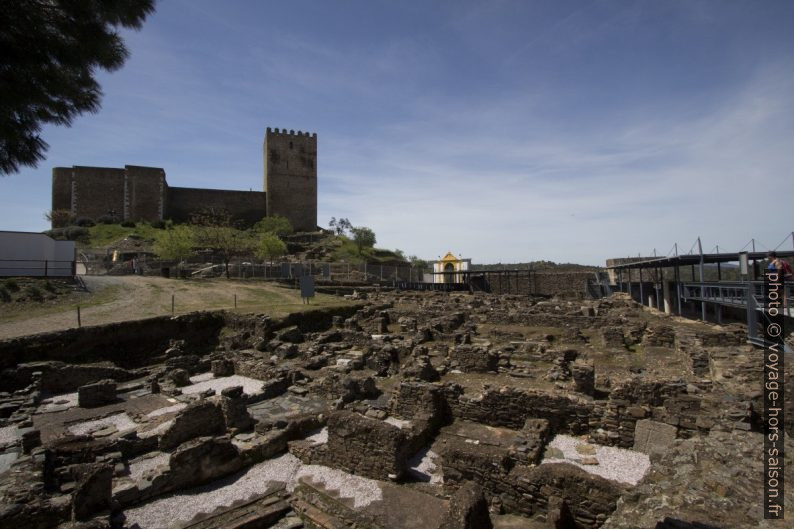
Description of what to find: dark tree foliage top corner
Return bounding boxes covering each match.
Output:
[0,0,156,175]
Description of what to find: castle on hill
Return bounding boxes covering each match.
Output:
[51,127,317,232]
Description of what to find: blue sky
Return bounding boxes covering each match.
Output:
[4,0,794,265]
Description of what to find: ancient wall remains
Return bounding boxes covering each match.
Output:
[533,271,595,298]
[264,128,317,232]
[478,271,597,298]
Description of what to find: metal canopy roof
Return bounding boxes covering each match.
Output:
[608,250,794,270]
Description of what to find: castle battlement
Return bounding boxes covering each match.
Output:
[266,127,317,138]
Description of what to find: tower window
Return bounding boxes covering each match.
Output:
[289,141,293,149]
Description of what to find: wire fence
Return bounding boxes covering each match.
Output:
[80,256,431,283]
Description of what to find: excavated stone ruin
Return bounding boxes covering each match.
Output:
[0,292,791,529]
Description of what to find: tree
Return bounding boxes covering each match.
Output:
[44,209,75,228]
[194,225,254,279]
[153,225,195,273]
[329,217,352,236]
[350,226,376,255]
[409,255,429,270]
[1,0,156,174]
[255,232,287,264]
[253,215,293,237]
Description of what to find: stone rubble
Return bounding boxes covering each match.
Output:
[0,291,790,529]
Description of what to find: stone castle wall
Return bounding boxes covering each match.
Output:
[264,128,317,232]
[166,186,266,225]
[51,127,317,229]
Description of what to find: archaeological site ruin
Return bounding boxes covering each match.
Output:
[1,281,791,528]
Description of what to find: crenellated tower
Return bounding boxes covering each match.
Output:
[263,127,318,232]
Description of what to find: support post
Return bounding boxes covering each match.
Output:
[77,306,81,327]
[697,237,706,321]
[675,265,682,316]
[655,267,661,310]
[639,267,644,306]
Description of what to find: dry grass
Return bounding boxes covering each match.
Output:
[0,276,355,339]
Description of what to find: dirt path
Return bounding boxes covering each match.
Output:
[0,276,350,339]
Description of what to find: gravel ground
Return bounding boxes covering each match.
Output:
[124,453,384,528]
[384,417,412,429]
[182,374,264,397]
[294,464,382,507]
[0,425,22,448]
[146,403,187,418]
[124,454,302,528]
[68,412,138,436]
[407,447,443,484]
[541,434,650,485]
[128,452,170,482]
[0,451,19,474]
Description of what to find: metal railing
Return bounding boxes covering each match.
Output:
[0,259,76,277]
[680,281,794,310]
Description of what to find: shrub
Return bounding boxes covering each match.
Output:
[64,226,90,242]
[151,219,167,229]
[97,214,118,224]
[44,228,66,240]
[0,285,10,302]
[3,278,19,292]
[24,285,44,302]
[43,280,57,293]
[121,220,136,228]
[75,217,95,227]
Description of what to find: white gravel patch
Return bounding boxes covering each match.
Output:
[37,392,79,413]
[182,374,264,397]
[123,453,302,528]
[305,427,328,445]
[408,447,443,484]
[190,372,215,383]
[68,412,138,436]
[0,452,19,474]
[146,403,187,418]
[383,417,412,429]
[541,434,650,485]
[128,452,170,481]
[124,453,383,528]
[294,464,383,507]
[0,425,22,448]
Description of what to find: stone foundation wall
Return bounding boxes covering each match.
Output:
[306,411,411,480]
[0,312,225,370]
[502,463,624,528]
[443,385,599,434]
[591,378,693,448]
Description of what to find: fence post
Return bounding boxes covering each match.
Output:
[234,293,237,309]
[44,260,48,277]
[77,306,81,327]
[171,294,175,316]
